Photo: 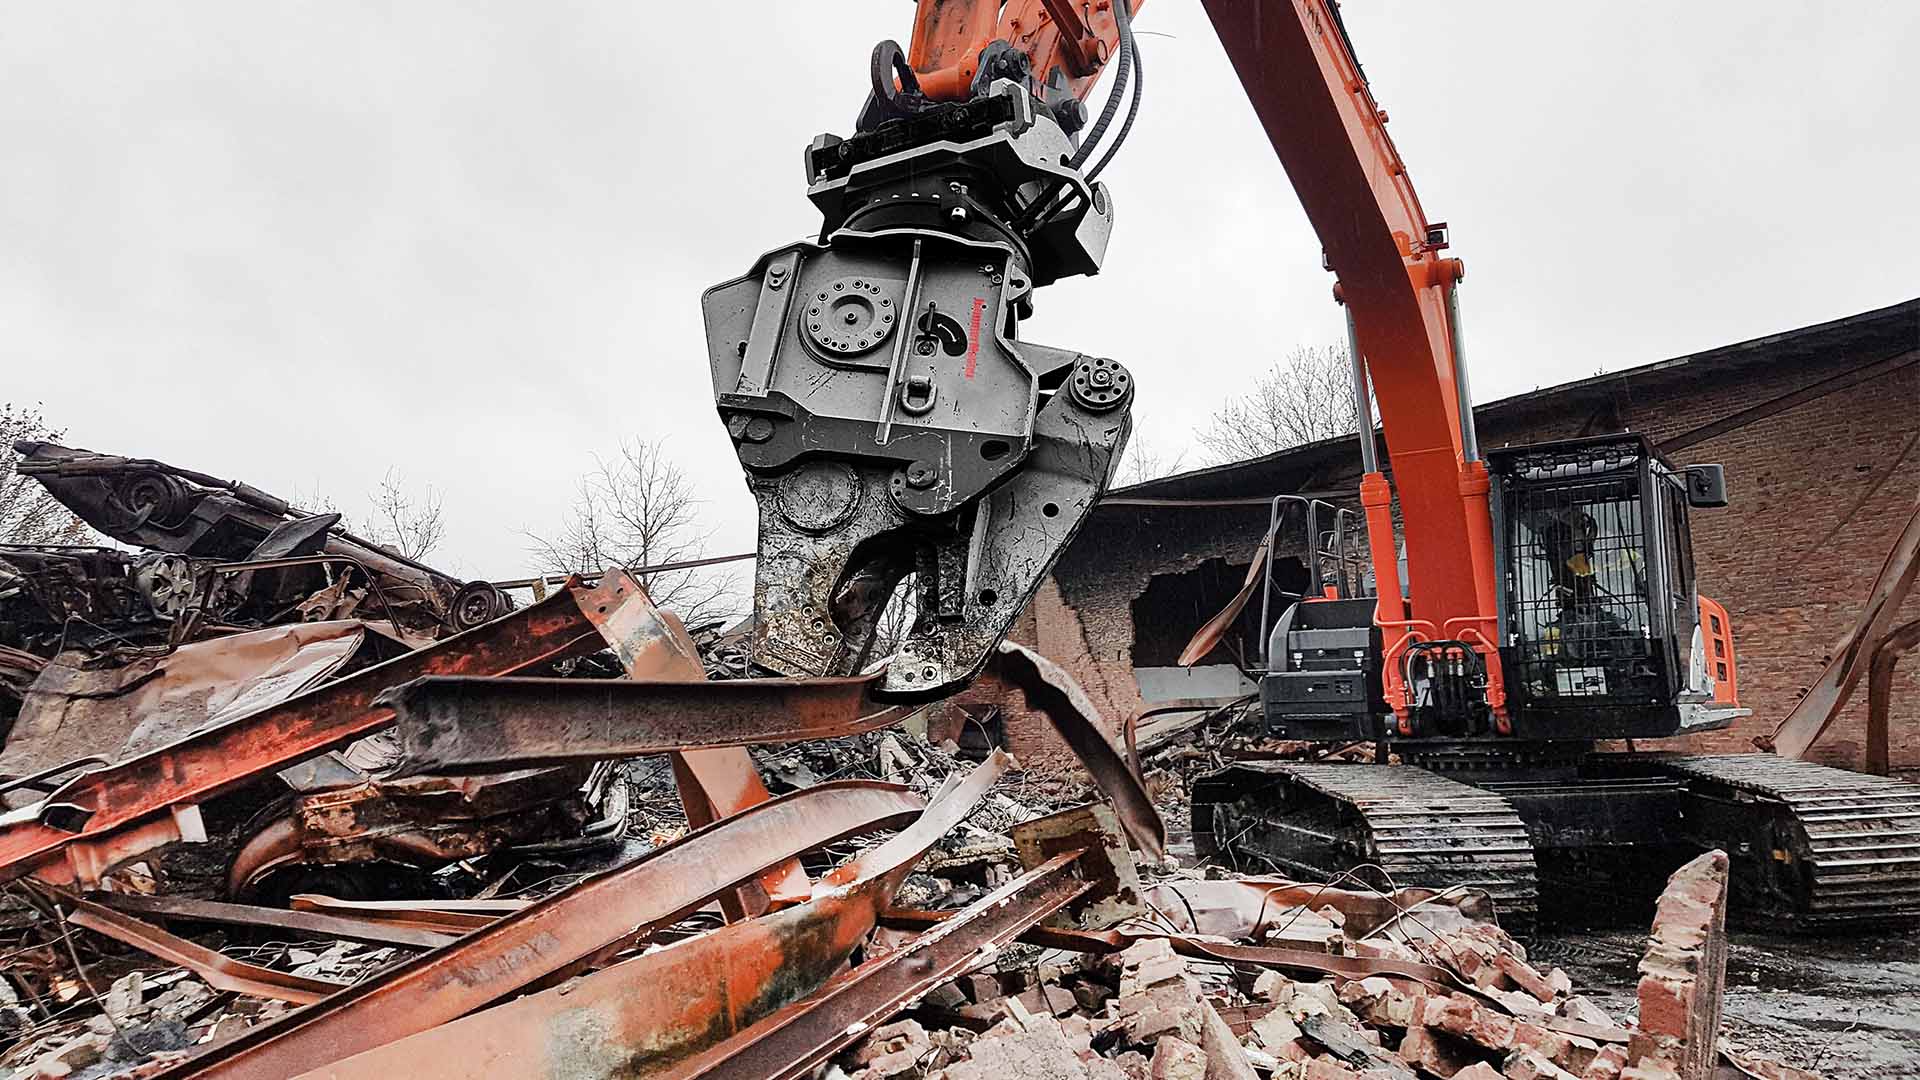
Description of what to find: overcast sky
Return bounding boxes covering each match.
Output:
[5,2,1916,585]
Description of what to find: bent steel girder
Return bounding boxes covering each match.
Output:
[573,571,810,910]
[67,899,347,1005]
[294,754,1017,1080]
[378,673,901,777]
[153,778,936,1080]
[657,853,1090,1080]
[988,640,1166,858]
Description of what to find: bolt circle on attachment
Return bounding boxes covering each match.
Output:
[1065,355,1133,412]
[804,276,897,355]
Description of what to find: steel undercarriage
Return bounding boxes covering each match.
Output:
[1194,751,1920,932]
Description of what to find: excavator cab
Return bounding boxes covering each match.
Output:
[1489,433,1736,739]
[1259,434,1736,745]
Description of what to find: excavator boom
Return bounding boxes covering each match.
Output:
[1201,0,1504,725]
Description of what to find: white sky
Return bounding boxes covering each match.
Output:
[4,2,1916,584]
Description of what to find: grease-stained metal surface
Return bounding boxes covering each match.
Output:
[152,779,931,1080]
[704,78,1131,703]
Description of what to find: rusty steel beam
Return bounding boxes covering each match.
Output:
[67,900,346,1005]
[573,572,810,911]
[659,854,1090,1080]
[286,896,502,934]
[0,575,632,886]
[92,893,459,950]
[382,673,902,776]
[154,777,934,1080]
[293,753,1014,1080]
[989,640,1167,858]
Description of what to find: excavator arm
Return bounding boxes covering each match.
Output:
[1200,0,1507,727]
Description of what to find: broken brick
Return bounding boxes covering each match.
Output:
[1127,1007,1201,1047]
[1502,1048,1580,1080]
[1150,1035,1209,1080]
[1304,1056,1361,1080]
[1117,937,1177,969]
[1424,994,1517,1051]
[1251,1008,1304,1051]
[962,973,1006,1004]
[1197,1001,1260,1080]
[1495,955,1560,1004]
[944,1014,1091,1080]
[848,1018,928,1068]
[1396,1024,1482,1079]
[1337,977,1424,1029]
[1013,983,1083,1018]
[1350,939,1423,964]
[1556,997,1616,1028]
[1252,970,1294,1002]
[1124,955,1192,996]
[1116,978,1205,1020]
[1583,1044,1628,1080]
[855,1046,925,1079]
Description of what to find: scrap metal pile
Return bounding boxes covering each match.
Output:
[0,445,1818,1080]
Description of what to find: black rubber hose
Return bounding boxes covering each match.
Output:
[1067,0,1133,171]
[1085,9,1142,183]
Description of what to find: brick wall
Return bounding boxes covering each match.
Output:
[989,317,1920,770]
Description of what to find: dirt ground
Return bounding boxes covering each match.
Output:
[1531,926,1920,1080]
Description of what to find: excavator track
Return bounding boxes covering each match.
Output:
[1660,753,1920,929]
[1192,762,1540,934]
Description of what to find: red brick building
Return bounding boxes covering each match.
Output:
[946,299,1919,770]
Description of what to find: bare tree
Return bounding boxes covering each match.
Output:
[290,471,444,563]
[1196,343,1359,464]
[1,404,91,544]
[362,469,446,561]
[1115,430,1190,487]
[527,438,735,626]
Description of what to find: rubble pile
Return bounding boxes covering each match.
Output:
[0,441,1851,1080]
[0,745,1824,1080]
[824,851,1809,1080]
[827,907,1609,1080]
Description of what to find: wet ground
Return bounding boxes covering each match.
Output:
[1529,926,1920,1080]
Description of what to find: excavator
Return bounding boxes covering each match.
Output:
[703,0,1920,930]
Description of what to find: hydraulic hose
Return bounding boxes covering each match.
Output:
[1067,0,1133,171]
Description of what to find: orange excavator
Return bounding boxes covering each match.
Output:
[706,1,1920,929]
